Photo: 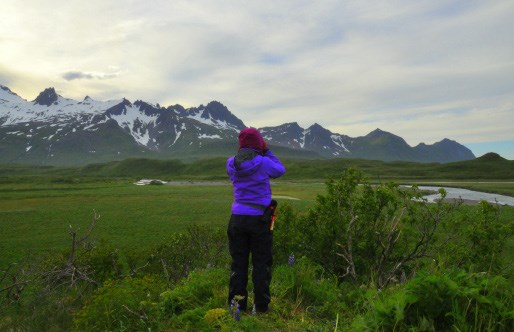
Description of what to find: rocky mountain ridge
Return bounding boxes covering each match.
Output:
[0,85,475,165]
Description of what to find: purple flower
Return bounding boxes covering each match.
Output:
[235,304,241,321]
[288,253,295,266]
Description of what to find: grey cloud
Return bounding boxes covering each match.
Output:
[62,71,118,81]
[62,71,94,81]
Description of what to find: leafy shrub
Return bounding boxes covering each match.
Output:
[73,276,165,331]
[159,268,228,330]
[289,168,456,287]
[271,257,344,319]
[158,262,343,331]
[145,224,230,284]
[438,201,514,273]
[351,269,514,331]
[76,239,123,283]
[273,202,302,264]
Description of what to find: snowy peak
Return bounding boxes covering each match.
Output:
[1,85,19,97]
[0,85,25,103]
[186,101,245,131]
[260,122,306,149]
[33,87,59,106]
[261,122,351,156]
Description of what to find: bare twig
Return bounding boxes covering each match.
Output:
[122,304,148,321]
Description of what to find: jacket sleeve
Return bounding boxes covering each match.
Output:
[226,157,235,181]
[263,150,286,178]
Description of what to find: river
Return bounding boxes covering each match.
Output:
[416,186,514,206]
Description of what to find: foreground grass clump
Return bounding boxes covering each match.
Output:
[351,270,514,331]
[74,276,166,331]
[71,259,346,331]
[158,258,345,331]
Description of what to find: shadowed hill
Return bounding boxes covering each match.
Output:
[0,152,512,181]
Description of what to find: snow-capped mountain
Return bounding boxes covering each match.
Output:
[260,122,352,158]
[0,85,475,165]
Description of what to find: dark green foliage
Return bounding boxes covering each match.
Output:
[273,202,302,264]
[271,257,344,319]
[158,259,343,331]
[159,268,228,330]
[288,169,456,287]
[1,151,514,182]
[438,201,514,273]
[351,270,514,331]
[144,224,230,284]
[78,240,123,283]
[73,276,166,331]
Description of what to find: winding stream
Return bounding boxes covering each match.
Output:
[417,186,514,206]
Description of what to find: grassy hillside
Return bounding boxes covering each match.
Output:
[1,152,512,183]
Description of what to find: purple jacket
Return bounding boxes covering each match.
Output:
[227,148,286,215]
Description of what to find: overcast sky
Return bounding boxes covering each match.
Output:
[2,0,513,159]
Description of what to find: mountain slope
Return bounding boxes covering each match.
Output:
[0,85,475,165]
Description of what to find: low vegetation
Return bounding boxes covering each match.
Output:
[1,163,513,330]
[1,151,513,183]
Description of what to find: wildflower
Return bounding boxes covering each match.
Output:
[235,303,241,321]
[288,253,295,266]
[230,297,244,321]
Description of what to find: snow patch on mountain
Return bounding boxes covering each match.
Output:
[108,104,159,146]
[331,135,350,152]
[187,111,239,131]
[108,104,157,128]
[199,134,222,139]
[0,89,122,126]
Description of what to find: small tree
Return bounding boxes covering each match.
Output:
[295,169,458,288]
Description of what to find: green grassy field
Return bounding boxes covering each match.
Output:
[1,177,513,270]
[0,180,328,269]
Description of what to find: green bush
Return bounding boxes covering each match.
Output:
[73,276,165,331]
[158,261,344,331]
[159,268,228,330]
[145,224,230,284]
[271,257,344,319]
[351,269,514,331]
[273,202,302,264]
[437,201,514,273]
[289,168,455,287]
[77,239,123,283]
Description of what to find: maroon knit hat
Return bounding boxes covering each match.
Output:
[238,127,265,151]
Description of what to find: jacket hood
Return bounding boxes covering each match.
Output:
[228,149,263,177]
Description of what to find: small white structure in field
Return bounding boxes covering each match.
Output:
[134,179,167,186]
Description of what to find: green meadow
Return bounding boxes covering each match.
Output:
[0,180,329,269]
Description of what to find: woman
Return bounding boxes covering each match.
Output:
[226,127,286,313]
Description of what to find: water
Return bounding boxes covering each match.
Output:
[416,186,514,206]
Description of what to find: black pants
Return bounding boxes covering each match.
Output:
[227,214,273,312]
